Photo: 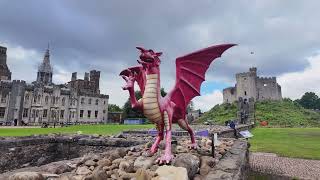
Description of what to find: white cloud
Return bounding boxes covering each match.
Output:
[278,53,320,99]
[193,90,223,112]
[5,44,42,82]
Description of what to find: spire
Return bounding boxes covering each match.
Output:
[43,43,50,64]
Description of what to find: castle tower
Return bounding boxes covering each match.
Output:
[36,47,53,85]
[0,46,12,80]
[90,70,100,94]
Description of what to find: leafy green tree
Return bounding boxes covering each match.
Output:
[108,104,122,112]
[297,92,319,109]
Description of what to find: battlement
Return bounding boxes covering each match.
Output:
[0,46,7,54]
[257,76,276,82]
[12,80,26,84]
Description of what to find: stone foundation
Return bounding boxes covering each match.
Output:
[0,135,146,173]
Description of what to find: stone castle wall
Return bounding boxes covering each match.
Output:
[223,67,282,103]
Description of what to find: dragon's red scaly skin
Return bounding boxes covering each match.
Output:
[120,44,236,164]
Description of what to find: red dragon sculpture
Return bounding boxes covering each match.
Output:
[120,44,235,164]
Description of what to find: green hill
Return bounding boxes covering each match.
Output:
[198,99,320,127]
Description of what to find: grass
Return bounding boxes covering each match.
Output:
[250,128,320,160]
[198,100,320,127]
[0,124,154,137]
[255,100,320,127]
[198,103,237,124]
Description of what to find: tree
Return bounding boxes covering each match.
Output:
[297,92,319,109]
[108,104,122,112]
[122,88,167,118]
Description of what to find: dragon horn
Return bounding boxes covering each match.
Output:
[136,47,146,52]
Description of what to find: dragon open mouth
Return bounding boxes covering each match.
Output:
[142,58,154,62]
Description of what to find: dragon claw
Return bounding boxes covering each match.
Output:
[156,153,174,165]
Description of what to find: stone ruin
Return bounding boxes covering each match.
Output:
[0,125,251,180]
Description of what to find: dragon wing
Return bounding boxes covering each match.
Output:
[119,66,146,94]
[166,44,236,118]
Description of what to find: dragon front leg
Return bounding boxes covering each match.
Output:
[157,111,174,164]
[150,123,164,154]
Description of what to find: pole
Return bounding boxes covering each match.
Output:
[212,134,215,158]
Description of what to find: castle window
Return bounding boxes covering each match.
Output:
[33,96,37,103]
[43,109,47,118]
[104,101,106,105]
[244,91,247,96]
[62,98,65,106]
[0,107,5,118]
[38,95,41,103]
[103,110,106,113]
[95,111,98,118]
[1,95,6,103]
[88,98,92,105]
[23,108,29,117]
[95,99,99,105]
[80,110,84,118]
[25,94,29,101]
[81,98,85,105]
[60,110,65,119]
[45,96,49,104]
[87,110,91,118]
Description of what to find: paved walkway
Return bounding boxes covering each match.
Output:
[250,152,320,180]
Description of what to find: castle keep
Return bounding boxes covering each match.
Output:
[0,45,109,125]
[223,67,282,103]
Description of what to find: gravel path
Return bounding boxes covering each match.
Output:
[250,152,320,180]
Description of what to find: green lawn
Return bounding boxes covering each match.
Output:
[250,128,320,160]
[0,124,154,137]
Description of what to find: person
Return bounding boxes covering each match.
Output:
[229,120,238,139]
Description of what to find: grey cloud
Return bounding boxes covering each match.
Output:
[0,0,320,104]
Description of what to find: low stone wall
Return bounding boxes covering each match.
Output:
[203,139,249,180]
[217,124,254,138]
[0,135,146,173]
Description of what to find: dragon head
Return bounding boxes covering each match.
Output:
[136,47,162,67]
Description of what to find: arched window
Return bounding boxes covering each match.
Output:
[95,99,99,105]
[25,94,29,101]
[88,98,92,105]
[45,96,49,104]
[62,97,65,106]
[81,98,85,105]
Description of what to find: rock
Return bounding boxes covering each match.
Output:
[91,154,101,162]
[73,175,85,180]
[85,160,97,167]
[119,161,134,173]
[154,165,188,180]
[45,163,73,174]
[175,145,188,153]
[36,157,47,166]
[134,156,155,170]
[173,153,200,179]
[9,172,45,180]
[218,148,226,155]
[76,166,92,175]
[204,170,233,180]
[150,165,159,171]
[114,133,125,138]
[135,168,154,180]
[42,174,59,179]
[87,169,109,180]
[112,158,125,166]
[97,158,112,167]
[89,166,95,171]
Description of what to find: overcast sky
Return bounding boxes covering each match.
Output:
[0,0,320,111]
